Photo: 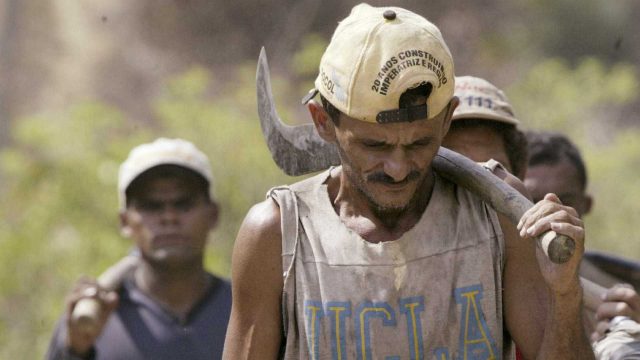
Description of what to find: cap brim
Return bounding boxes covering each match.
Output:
[452,111,519,126]
[301,88,319,105]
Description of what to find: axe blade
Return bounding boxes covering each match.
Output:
[256,47,340,176]
[255,49,574,264]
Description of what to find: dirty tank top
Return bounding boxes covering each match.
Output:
[269,168,513,360]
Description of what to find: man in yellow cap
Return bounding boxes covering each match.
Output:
[224,5,593,359]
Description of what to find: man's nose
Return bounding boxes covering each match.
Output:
[383,148,411,182]
[159,204,180,223]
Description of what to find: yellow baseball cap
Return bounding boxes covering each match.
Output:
[304,4,455,124]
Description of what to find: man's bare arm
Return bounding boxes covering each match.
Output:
[222,199,284,359]
[502,193,594,359]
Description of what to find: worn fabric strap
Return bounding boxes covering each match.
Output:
[376,104,428,123]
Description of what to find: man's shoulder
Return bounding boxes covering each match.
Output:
[244,197,282,234]
[267,168,332,195]
[234,198,283,267]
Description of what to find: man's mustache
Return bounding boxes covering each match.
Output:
[366,170,421,185]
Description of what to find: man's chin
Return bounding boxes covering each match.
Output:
[367,191,413,212]
[373,203,410,216]
[147,248,200,267]
[363,194,408,214]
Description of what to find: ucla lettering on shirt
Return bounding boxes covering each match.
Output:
[303,284,498,360]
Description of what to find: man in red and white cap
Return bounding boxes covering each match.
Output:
[46,138,231,360]
[444,76,640,359]
[443,75,528,180]
[224,4,592,359]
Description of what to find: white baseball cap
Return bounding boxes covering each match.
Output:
[118,138,213,210]
[452,76,519,125]
[303,3,455,123]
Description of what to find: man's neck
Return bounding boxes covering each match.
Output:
[327,167,436,243]
[134,261,210,320]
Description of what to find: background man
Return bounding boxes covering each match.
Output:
[223,5,592,359]
[442,76,639,358]
[525,131,640,351]
[442,75,528,180]
[46,138,231,359]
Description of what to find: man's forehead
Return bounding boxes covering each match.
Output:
[131,177,198,198]
[348,119,439,143]
[526,160,583,193]
[126,172,208,206]
[528,159,579,179]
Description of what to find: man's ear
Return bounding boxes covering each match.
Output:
[307,100,337,143]
[119,211,133,238]
[583,193,593,216]
[208,201,219,230]
[440,96,459,137]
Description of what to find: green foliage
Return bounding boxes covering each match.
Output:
[0,103,141,357]
[584,129,640,255]
[509,57,638,137]
[0,65,293,358]
[508,57,640,254]
[291,34,327,78]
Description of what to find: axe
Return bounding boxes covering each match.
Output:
[256,47,575,264]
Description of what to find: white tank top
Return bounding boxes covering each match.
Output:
[270,168,513,360]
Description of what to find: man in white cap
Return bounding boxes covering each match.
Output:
[46,138,231,360]
[224,4,592,359]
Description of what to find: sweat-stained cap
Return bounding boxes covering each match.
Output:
[118,138,213,210]
[452,76,519,125]
[302,3,455,124]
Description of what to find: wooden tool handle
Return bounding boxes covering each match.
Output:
[540,231,576,264]
[433,147,576,264]
[70,254,139,335]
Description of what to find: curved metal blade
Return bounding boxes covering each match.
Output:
[255,49,573,263]
[256,47,340,176]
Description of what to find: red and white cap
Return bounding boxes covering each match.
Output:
[452,76,519,125]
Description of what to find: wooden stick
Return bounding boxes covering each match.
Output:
[432,147,576,263]
[70,254,139,335]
